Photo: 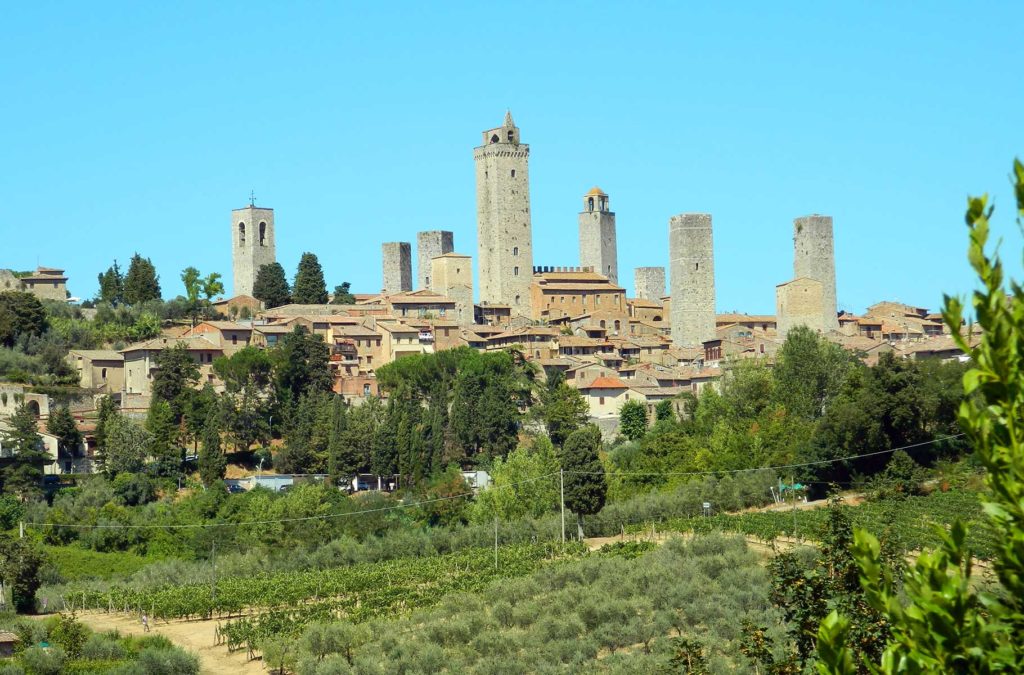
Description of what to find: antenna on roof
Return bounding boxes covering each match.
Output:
[249,190,256,207]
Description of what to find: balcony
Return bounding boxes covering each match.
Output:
[418,331,434,343]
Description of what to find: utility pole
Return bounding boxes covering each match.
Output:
[559,469,566,546]
[493,517,498,571]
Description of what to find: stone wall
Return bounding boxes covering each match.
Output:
[634,267,666,300]
[475,115,533,317]
[793,215,839,331]
[381,242,412,294]
[417,231,454,290]
[669,213,716,347]
[431,254,474,325]
[776,277,825,338]
[231,206,276,297]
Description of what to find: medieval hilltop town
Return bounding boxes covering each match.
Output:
[1,111,966,476]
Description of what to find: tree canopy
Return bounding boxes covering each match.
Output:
[123,253,162,305]
[292,253,328,304]
[253,262,291,309]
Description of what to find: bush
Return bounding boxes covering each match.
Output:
[132,647,200,675]
[81,633,127,661]
[49,613,88,659]
[19,645,65,675]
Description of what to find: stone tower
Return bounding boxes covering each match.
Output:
[669,213,716,348]
[475,111,533,316]
[578,187,617,283]
[417,230,454,290]
[634,267,666,301]
[381,242,412,294]
[776,277,825,339]
[431,253,474,325]
[231,204,276,298]
[793,215,839,332]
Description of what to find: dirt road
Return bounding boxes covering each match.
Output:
[76,611,262,675]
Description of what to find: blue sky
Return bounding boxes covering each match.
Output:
[2,2,1022,314]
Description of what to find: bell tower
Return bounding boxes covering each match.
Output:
[231,199,276,298]
[578,186,618,283]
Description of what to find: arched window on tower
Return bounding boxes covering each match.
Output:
[514,266,519,276]
[259,222,267,246]
[507,129,514,142]
[513,246,519,257]
[588,197,594,211]
[490,134,499,143]
[514,295,521,305]
[238,222,246,246]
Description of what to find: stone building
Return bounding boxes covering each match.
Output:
[0,270,19,293]
[381,242,412,294]
[578,187,617,284]
[67,349,124,394]
[19,267,68,301]
[529,267,627,322]
[669,213,716,348]
[776,277,825,338]
[417,230,454,290]
[430,252,474,325]
[475,111,533,317]
[231,204,276,298]
[634,267,665,301]
[793,215,839,332]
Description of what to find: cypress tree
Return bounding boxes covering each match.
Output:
[123,253,162,305]
[560,424,608,539]
[198,409,226,486]
[253,262,291,308]
[292,252,328,304]
[0,403,48,496]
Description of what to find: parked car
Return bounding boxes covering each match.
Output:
[226,483,246,494]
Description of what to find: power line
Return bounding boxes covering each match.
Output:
[566,433,965,477]
[28,472,561,531]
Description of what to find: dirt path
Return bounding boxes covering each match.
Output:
[74,611,263,675]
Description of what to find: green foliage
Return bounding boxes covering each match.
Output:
[534,371,588,447]
[655,398,675,422]
[150,344,200,419]
[274,326,332,404]
[101,416,151,476]
[198,410,225,487]
[619,399,648,440]
[253,263,291,309]
[179,267,224,324]
[0,292,47,348]
[122,254,161,305]
[561,425,607,536]
[0,536,47,612]
[472,436,560,523]
[145,401,181,478]
[1,403,47,497]
[292,253,328,305]
[817,159,1024,673]
[331,282,355,305]
[0,495,24,530]
[97,260,125,306]
[50,613,89,659]
[42,545,150,582]
[774,325,856,421]
[46,406,81,458]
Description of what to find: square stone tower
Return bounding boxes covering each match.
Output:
[475,111,533,317]
[776,277,825,339]
[231,204,276,298]
[417,230,454,290]
[382,242,412,294]
[793,215,839,332]
[669,213,716,348]
[578,187,617,283]
[634,267,666,301]
[431,253,474,325]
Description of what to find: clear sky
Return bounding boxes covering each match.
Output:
[2,2,1022,314]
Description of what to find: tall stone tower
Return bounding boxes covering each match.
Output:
[578,187,617,283]
[381,242,412,294]
[475,111,533,316]
[793,215,839,332]
[431,253,474,325]
[231,204,276,298]
[669,213,716,348]
[417,230,454,290]
[634,267,666,301]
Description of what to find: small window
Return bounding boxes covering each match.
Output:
[588,197,594,211]
[232,334,238,345]
[367,356,373,364]
[515,295,521,305]
[507,130,514,142]
[695,263,699,271]
[259,221,267,246]
[425,276,430,287]
[514,266,519,276]
[101,368,107,379]
[511,169,516,177]
[513,246,518,256]
[490,134,499,143]
[599,396,605,405]
[238,222,246,245]
[364,384,371,395]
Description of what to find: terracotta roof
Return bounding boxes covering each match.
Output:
[583,376,629,390]
[121,335,219,354]
[69,349,123,361]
